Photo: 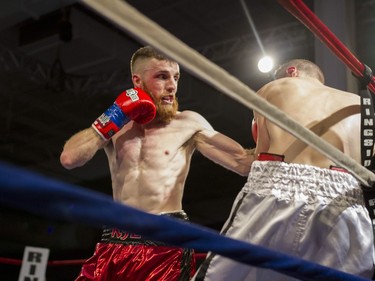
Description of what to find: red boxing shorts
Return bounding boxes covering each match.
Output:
[75,211,196,281]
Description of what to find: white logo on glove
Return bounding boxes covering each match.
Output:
[126,88,140,102]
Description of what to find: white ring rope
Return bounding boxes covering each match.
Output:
[79,0,375,186]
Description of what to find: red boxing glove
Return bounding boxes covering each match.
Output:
[251,118,258,143]
[115,88,156,124]
[92,88,156,140]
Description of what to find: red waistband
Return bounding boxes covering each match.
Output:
[257,153,348,173]
[257,153,285,162]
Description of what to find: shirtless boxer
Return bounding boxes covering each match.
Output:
[194,59,375,280]
[60,46,252,281]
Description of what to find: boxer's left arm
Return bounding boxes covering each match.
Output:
[196,130,255,176]
[252,112,270,156]
[191,113,255,176]
[251,118,258,143]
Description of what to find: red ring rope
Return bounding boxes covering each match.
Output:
[277,0,375,94]
[0,253,208,266]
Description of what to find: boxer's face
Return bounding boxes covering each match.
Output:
[135,58,179,122]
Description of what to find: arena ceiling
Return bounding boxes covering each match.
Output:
[1,0,375,278]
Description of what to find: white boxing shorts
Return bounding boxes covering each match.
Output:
[194,160,375,281]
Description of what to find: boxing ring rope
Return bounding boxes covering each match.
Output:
[277,0,375,94]
[0,257,86,266]
[0,253,207,266]
[0,161,370,281]
[78,0,375,187]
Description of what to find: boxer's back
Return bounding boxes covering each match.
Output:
[255,76,361,168]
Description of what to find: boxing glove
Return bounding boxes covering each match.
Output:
[251,118,258,143]
[92,88,156,140]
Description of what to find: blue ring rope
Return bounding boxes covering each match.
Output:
[0,161,370,281]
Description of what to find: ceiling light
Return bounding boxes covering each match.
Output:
[258,56,274,73]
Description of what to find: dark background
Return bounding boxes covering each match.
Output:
[0,0,374,279]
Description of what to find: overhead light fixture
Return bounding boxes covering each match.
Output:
[240,0,275,77]
[257,56,274,73]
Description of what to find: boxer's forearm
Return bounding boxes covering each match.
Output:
[195,130,255,176]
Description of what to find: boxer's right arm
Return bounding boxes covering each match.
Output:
[92,88,156,140]
[60,88,156,170]
[60,127,106,170]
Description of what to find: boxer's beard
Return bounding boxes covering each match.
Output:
[155,97,179,122]
[142,85,178,122]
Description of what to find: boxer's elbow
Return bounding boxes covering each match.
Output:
[60,151,79,170]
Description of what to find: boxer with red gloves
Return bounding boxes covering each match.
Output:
[61,46,252,281]
[92,88,156,140]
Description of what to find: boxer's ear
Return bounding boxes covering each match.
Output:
[286,66,298,77]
